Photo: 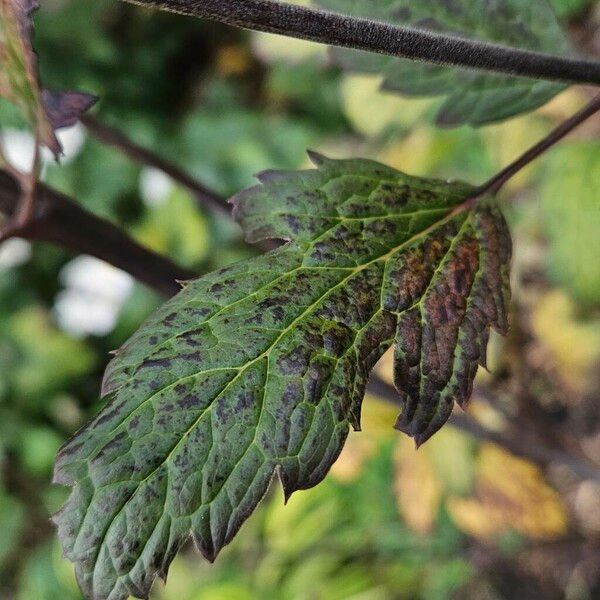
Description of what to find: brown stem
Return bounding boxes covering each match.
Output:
[125,0,600,86]
[0,169,194,297]
[473,92,600,199]
[15,139,41,226]
[81,115,229,216]
[0,135,43,241]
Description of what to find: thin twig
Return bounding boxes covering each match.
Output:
[446,92,600,216]
[83,90,600,226]
[15,137,41,226]
[0,169,194,296]
[0,134,42,242]
[124,0,600,86]
[367,375,600,483]
[81,115,229,216]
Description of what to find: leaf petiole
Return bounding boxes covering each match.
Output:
[458,92,600,211]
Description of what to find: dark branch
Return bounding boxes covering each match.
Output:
[0,170,194,297]
[125,0,600,86]
[367,375,600,483]
[81,115,229,216]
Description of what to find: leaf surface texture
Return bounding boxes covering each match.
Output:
[55,155,511,599]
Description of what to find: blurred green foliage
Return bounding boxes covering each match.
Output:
[0,0,598,598]
[540,141,600,305]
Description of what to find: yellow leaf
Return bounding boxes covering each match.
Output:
[217,46,251,76]
[378,127,439,176]
[360,393,398,433]
[341,74,433,137]
[426,427,475,495]
[531,290,600,395]
[538,88,589,121]
[331,396,397,481]
[448,445,568,541]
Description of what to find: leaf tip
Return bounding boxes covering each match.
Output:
[42,90,99,158]
[276,466,296,504]
[42,89,98,130]
[394,415,433,448]
[198,543,218,564]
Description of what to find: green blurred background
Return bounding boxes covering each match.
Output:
[1,1,599,598]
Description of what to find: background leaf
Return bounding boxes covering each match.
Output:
[316,0,572,126]
[447,444,568,540]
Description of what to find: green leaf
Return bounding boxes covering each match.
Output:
[54,154,511,600]
[317,0,572,126]
[0,0,95,156]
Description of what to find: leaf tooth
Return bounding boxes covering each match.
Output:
[255,169,289,184]
[277,464,298,504]
[347,403,362,432]
[228,185,255,213]
[455,361,478,411]
[477,327,491,372]
[191,527,217,564]
[175,279,192,290]
[42,89,98,131]
[412,393,456,447]
[306,149,328,166]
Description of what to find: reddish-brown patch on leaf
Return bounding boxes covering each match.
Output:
[393,205,511,445]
